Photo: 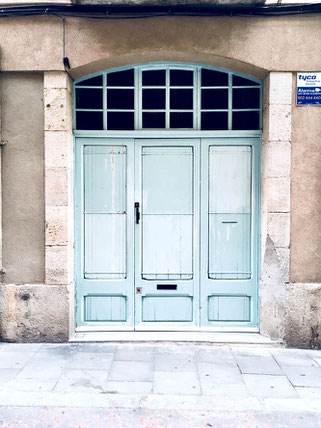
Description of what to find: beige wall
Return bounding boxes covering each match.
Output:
[1,73,45,284]
[291,79,321,283]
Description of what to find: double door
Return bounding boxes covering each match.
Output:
[75,137,259,330]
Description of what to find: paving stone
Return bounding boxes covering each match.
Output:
[198,364,243,384]
[0,351,35,369]
[154,352,196,371]
[315,358,321,366]
[153,371,201,395]
[67,352,113,369]
[296,387,321,400]
[243,374,298,399]
[281,365,321,387]
[0,369,20,388]
[105,381,152,394]
[114,348,154,362]
[0,344,43,353]
[271,349,318,367]
[108,361,153,382]
[196,348,235,364]
[231,346,272,357]
[200,382,250,397]
[235,356,283,375]
[16,358,69,379]
[54,369,109,394]
[3,377,59,393]
[77,344,118,353]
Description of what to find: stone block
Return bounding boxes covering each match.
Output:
[268,104,291,142]
[265,177,290,212]
[285,283,321,349]
[263,141,291,179]
[44,72,71,90]
[267,213,290,248]
[45,131,73,169]
[276,248,290,282]
[45,245,69,285]
[269,72,292,105]
[45,167,68,206]
[45,206,68,246]
[0,284,69,343]
[44,88,72,131]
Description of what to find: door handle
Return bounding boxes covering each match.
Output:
[135,202,140,224]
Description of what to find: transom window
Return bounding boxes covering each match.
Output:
[74,64,262,131]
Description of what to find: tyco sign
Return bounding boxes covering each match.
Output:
[297,72,321,105]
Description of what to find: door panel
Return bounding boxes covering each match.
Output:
[75,138,134,328]
[200,138,259,328]
[134,140,200,328]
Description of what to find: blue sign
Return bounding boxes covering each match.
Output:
[297,73,321,105]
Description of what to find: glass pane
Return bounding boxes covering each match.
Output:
[201,112,228,130]
[76,111,103,130]
[76,75,103,86]
[142,70,166,86]
[142,146,193,280]
[233,75,259,86]
[107,69,134,86]
[233,88,260,109]
[170,89,193,109]
[202,69,228,87]
[142,89,166,109]
[107,89,134,109]
[170,70,193,86]
[201,89,228,109]
[84,145,127,279]
[107,112,134,130]
[76,88,103,109]
[232,111,260,130]
[208,146,252,280]
[170,112,193,128]
[142,112,165,128]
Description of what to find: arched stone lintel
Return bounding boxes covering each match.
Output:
[69,50,268,81]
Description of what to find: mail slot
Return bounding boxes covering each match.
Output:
[157,284,178,290]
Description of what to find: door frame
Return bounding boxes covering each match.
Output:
[74,130,261,332]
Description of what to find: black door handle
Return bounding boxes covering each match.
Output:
[135,202,140,224]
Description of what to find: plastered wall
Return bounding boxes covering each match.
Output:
[1,73,45,284]
[291,78,321,283]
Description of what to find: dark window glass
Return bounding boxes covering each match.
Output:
[142,112,166,128]
[107,89,134,109]
[201,112,228,130]
[143,89,166,109]
[107,112,134,130]
[76,88,103,109]
[202,69,228,87]
[170,70,193,86]
[75,75,103,87]
[76,111,103,130]
[170,112,193,128]
[170,89,193,110]
[107,69,134,87]
[142,70,166,86]
[233,88,260,109]
[233,75,259,86]
[232,111,260,130]
[201,89,228,109]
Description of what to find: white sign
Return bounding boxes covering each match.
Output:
[297,72,321,105]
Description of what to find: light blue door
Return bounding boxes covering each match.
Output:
[200,138,260,328]
[134,139,200,328]
[75,136,259,329]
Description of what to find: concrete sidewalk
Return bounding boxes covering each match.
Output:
[0,342,321,427]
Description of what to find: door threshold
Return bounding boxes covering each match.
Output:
[70,331,281,345]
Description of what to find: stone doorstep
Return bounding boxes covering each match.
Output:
[70,332,282,346]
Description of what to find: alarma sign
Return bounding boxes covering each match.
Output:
[297,72,321,105]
